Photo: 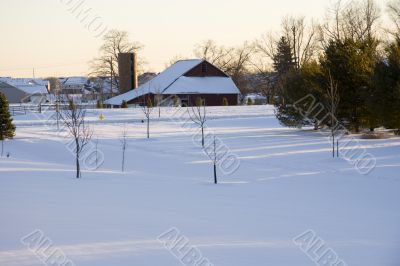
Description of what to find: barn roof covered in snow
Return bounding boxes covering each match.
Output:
[0,78,48,94]
[105,59,240,105]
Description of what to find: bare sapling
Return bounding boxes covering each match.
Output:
[188,98,207,147]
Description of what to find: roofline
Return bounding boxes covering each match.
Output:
[160,59,206,94]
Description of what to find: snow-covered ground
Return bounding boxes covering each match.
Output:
[0,106,399,266]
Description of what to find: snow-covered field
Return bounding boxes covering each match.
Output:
[0,106,399,266]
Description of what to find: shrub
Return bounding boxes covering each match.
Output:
[222,97,229,106]
[121,100,128,108]
[173,96,180,107]
[360,132,387,139]
[146,97,153,108]
[96,100,103,109]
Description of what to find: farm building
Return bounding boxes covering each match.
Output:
[0,78,49,104]
[105,59,241,107]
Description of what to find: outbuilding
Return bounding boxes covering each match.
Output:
[105,59,241,107]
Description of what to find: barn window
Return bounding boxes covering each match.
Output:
[201,62,207,74]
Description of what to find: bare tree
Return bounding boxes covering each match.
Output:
[255,32,278,62]
[322,0,380,44]
[141,95,153,139]
[256,16,319,69]
[46,77,62,129]
[54,80,62,130]
[194,40,234,72]
[343,0,380,41]
[282,16,319,68]
[120,126,128,172]
[204,135,223,184]
[60,100,92,178]
[194,40,255,91]
[154,86,163,118]
[321,0,345,44]
[164,55,189,68]
[188,98,207,148]
[387,0,400,41]
[326,71,340,158]
[90,30,144,93]
[94,137,100,169]
[225,42,256,89]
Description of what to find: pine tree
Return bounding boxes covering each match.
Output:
[273,37,295,76]
[321,38,378,132]
[275,61,325,129]
[373,40,400,133]
[274,51,324,128]
[0,92,16,157]
[386,41,400,134]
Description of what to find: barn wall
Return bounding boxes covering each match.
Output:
[128,94,238,106]
[182,94,238,106]
[128,93,238,107]
[184,61,227,77]
[127,93,155,105]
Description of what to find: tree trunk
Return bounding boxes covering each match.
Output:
[201,127,204,148]
[147,117,150,138]
[122,148,125,172]
[76,140,80,178]
[214,163,217,184]
[337,140,339,158]
[76,153,80,178]
[1,140,3,157]
[332,132,335,158]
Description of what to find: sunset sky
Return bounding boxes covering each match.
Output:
[0,0,389,78]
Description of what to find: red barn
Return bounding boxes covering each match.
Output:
[105,59,241,107]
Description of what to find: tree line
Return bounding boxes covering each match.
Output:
[270,0,400,133]
[90,0,400,133]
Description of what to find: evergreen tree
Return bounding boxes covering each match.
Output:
[373,41,400,133]
[275,62,324,128]
[321,38,378,132]
[273,36,312,127]
[273,37,295,76]
[385,41,400,133]
[0,93,16,156]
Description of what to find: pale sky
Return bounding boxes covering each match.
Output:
[0,0,389,78]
